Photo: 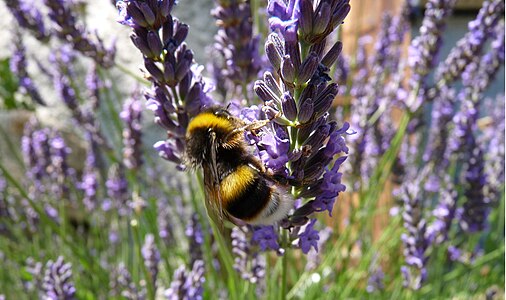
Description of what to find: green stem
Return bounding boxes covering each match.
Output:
[280,229,289,300]
[131,219,155,300]
[114,63,150,85]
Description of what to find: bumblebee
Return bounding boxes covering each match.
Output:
[185,107,293,225]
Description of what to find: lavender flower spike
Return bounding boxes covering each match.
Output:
[165,260,205,300]
[407,0,456,109]
[120,92,144,170]
[10,34,46,105]
[142,234,161,287]
[118,0,215,169]
[44,0,116,67]
[42,256,76,300]
[436,0,505,84]
[212,0,261,95]
[5,0,50,42]
[400,176,430,290]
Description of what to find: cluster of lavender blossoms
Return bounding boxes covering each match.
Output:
[10,34,46,105]
[120,92,144,170]
[41,256,76,300]
[251,0,350,253]
[6,0,116,68]
[118,0,351,255]
[212,0,261,101]
[117,0,214,170]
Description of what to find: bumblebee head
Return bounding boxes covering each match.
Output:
[185,107,237,167]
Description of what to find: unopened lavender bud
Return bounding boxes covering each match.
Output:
[173,23,189,46]
[313,94,334,119]
[313,3,331,35]
[163,60,176,85]
[303,124,330,153]
[281,55,296,83]
[130,33,152,57]
[162,17,174,45]
[282,92,297,121]
[144,59,164,82]
[299,0,314,37]
[178,72,191,98]
[298,98,314,124]
[321,41,343,67]
[331,1,351,26]
[127,4,149,27]
[264,72,282,97]
[298,52,319,84]
[139,2,156,26]
[254,80,277,103]
[160,0,174,17]
[266,33,284,70]
[303,162,325,183]
[147,31,163,57]
[175,53,192,82]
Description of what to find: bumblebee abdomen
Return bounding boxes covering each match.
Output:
[225,176,272,221]
[220,165,271,221]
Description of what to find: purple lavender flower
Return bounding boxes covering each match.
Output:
[43,0,116,67]
[114,263,144,300]
[41,256,76,300]
[142,234,161,287]
[105,165,130,216]
[49,133,73,199]
[5,0,50,42]
[407,0,456,110]
[400,178,430,290]
[231,226,266,284]
[436,0,505,84]
[78,136,99,212]
[165,260,205,300]
[118,0,215,168]
[267,0,300,39]
[426,178,457,244]
[252,225,280,252]
[483,96,505,206]
[186,213,204,265]
[212,0,262,99]
[366,266,385,293]
[120,92,144,170]
[10,34,46,105]
[297,219,319,254]
[459,141,488,233]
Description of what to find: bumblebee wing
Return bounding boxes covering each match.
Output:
[202,131,226,231]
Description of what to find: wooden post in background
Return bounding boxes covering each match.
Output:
[333,0,407,246]
[342,0,406,56]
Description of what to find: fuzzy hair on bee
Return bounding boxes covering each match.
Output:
[185,107,293,225]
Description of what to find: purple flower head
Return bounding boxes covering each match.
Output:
[231,226,266,284]
[252,225,280,251]
[5,0,50,42]
[312,156,346,215]
[165,260,205,300]
[120,92,144,170]
[268,0,300,40]
[297,219,319,254]
[400,173,431,290]
[142,234,161,286]
[42,256,76,300]
[44,0,116,67]
[258,125,290,173]
[106,165,130,216]
[119,0,216,169]
[186,214,204,265]
[10,34,45,105]
[366,265,385,293]
[212,0,262,96]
